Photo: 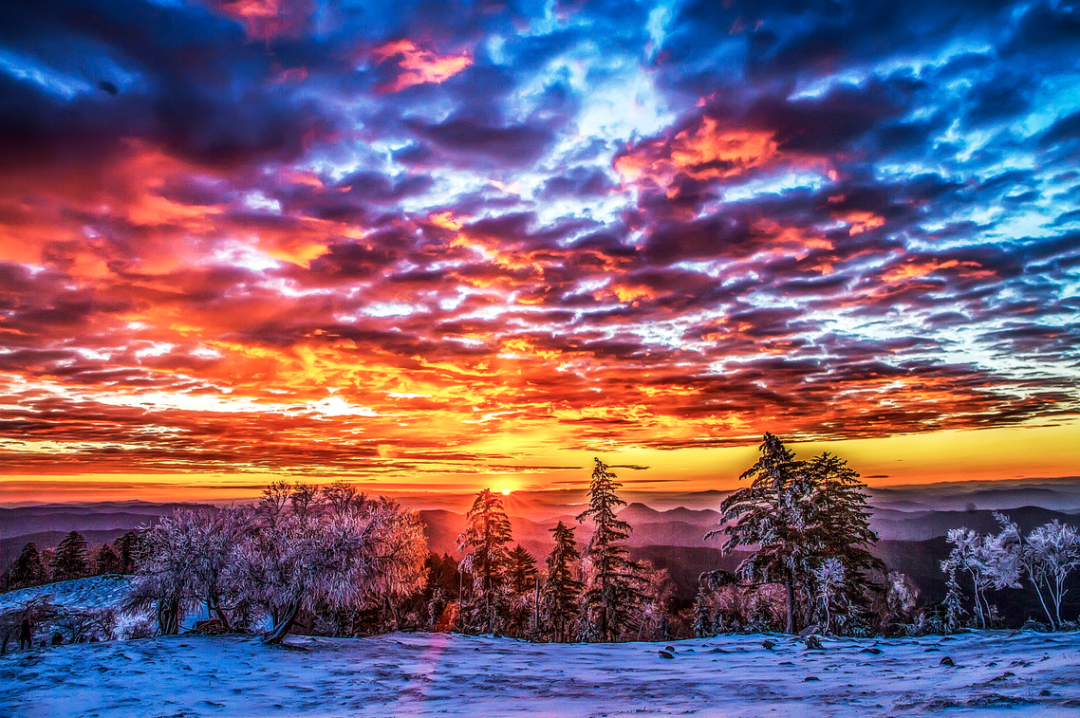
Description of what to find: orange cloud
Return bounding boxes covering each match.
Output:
[616,118,780,192]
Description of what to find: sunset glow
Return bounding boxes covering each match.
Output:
[1,0,1078,504]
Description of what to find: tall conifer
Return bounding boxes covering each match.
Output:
[577,457,642,642]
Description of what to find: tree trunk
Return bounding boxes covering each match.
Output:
[262,603,300,645]
[785,577,796,635]
[1031,578,1055,630]
[158,599,179,635]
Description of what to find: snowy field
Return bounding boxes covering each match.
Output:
[2,630,1079,718]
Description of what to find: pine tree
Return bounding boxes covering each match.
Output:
[114,531,140,574]
[712,433,809,634]
[94,544,122,575]
[507,545,538,595]
[542,522,582,642]
[711,434,882,635]
[8,543,47,589]
[456,489,514,633]
[52,531,89,582]
[803,452,884,631]
[576,457,642,642]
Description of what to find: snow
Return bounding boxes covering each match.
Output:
[2,630,1079,717]
[0,575,132,613]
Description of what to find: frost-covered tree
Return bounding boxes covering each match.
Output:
[711,434,809,634]
[51,531,89,582]
[128,507,250,634]
[942,568,966,633]
[577,458,643,642]
[709,435,881,635]
[941,523,1020,629]
[998,514,1080,629]
[1026,520,1080,628]
[322,481,367,516]
[812,558,845,635]
[635,562,675,641]
[234,495,427,644]
[542,521,582,642]
[7,543,47,589]
[457,489,514,633]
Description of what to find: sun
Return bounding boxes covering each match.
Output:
[501,488,511,495]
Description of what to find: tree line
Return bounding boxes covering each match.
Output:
[3,434,1078,645]
[2,530,139,592]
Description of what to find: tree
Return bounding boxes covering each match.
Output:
[127,506,253,635]
[7,543,47,589]
[114,531,140,574]
[940,523,1019,630]
[710,434,812,634]
[233,494,428,644]
[542,521,582,642]
[457,489,514,633]
[710,434,881,635]
[322,481,367,516]
[998,515,1080,629]
[577,457,642,642]
[507,545,538,595]
[51,531,89,582]
[1026,520,1080,628]
[94,544,122,575]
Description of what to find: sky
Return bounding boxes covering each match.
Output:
[0,0,1078,504]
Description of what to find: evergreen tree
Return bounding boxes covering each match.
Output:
[576,457,642,642]
[114,531,140,574]
[8,543,47,589]
[51,531,89,582]
[507,545,538,595]
[711,434,882,635]
[456,489,514,633]
[94,544,122,575]
[542,521,582,642]
[711,433,809,634]
[803,452,884,631]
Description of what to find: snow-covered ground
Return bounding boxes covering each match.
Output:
[2,630,1078,717]
[0,575,133,613]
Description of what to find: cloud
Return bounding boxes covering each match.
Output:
[0,0,1077,480]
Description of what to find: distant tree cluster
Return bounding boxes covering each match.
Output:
[1,530,140,593]
[454,458,672,642]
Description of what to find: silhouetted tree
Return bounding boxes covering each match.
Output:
[322,481,368,516]
[7,543,46,589]
[51,532,89,582]
[542,522,582,642]
[94,544,122,575]
[114,531,140,574]
[577,457,643,642]
[457,489,514,633]
[507,545,538,595]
